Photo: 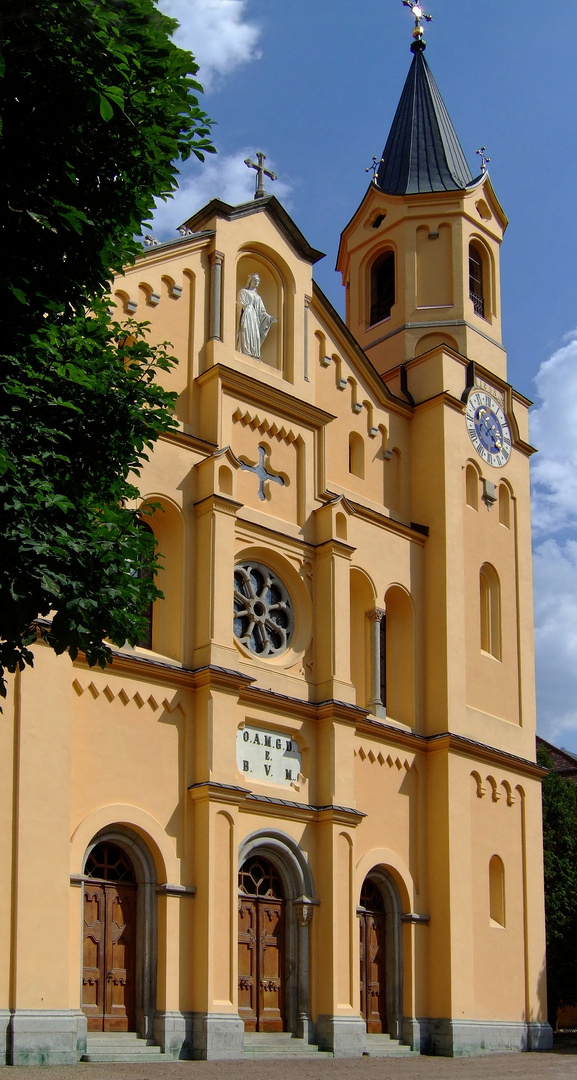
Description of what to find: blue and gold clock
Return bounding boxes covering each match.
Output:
[465,390,511,468]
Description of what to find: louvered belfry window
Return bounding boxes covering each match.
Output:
[469,245,485,317]
[370,251,395,325]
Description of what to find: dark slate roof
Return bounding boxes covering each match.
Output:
[376,44,473,196]
[537,735,577,782]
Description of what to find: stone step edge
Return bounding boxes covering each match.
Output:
[81,1053,168,1063]
[244,1052,334,1059]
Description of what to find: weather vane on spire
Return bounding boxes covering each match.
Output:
[402,0,432,49]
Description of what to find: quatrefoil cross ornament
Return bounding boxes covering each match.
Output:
[239,445,285,501]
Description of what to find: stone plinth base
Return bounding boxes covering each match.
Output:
[410,1018,554,1056]
[315,1015,366,1057]
[154,1011,244,1060]
[9,1009,86,1066]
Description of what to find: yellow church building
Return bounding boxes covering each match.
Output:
[0,19,553,1065]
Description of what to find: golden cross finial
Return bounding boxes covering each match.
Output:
[365,156,383,183]
[476,147,491,173]
[402,1,432,28]
[402,0,432,47]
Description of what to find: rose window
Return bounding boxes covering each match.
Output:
[233,563,294,656]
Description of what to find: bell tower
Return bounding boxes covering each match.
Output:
[336,10,508,381]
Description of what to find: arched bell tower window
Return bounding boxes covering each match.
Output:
[370,251,395,326]
[469,243,485,318]
[480,562,501,659]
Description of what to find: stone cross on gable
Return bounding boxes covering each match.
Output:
[239,445,284,501]
[244,152,278,200]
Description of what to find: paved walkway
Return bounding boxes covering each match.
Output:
[3,1040,577,1080]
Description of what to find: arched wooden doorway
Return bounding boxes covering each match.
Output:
[238,855,285,1032]
[82,841,137,1032]
[359,878,387,1033]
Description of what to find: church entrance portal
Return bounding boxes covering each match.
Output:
[82,842,137,1032]
[238,855,285,1031]
[359,878,387,1033]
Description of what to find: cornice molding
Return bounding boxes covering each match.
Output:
[194,493,243,518]
[161,429,218,454]
[196,363,336,430]
[426,732,546,779]
[348,499,428,543]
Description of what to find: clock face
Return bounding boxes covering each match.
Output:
[466,390,511,468]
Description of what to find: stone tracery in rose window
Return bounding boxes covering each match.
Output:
[233,562,294,657]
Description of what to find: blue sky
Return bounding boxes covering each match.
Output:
[154,0,577,752]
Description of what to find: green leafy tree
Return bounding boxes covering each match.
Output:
[537,744,577,1027]
[0,0,215,695]
[1,0,213,341]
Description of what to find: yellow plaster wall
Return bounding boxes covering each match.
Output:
[1,193,548,1045]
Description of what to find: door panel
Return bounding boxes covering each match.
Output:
[258,901,283,1031]
[83,882,136,1031]
[82,885,106,1025]
[360,911,386,1033]
[238,899,258,1031]
[105,885,136,1031]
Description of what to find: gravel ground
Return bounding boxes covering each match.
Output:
[3,1040,577,1080]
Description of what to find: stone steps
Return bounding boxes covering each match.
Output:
[243,1032,333,1058]
[81,1032,168,1063]
[364,1033,417,1056]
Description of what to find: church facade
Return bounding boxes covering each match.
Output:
[0,32,552,1064]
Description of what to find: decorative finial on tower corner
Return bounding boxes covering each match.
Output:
[402,0,432,51]
[476,147,491,173]
[365,156,384,183]
[244,152,278,200]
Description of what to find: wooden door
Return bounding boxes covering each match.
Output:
[359,879,387,1033]
[238,897,258,1027]
[238,857,285,1032]
[82,842,137,1032]
[257,900,284,1030]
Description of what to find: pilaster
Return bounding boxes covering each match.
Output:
[193,494,242,670]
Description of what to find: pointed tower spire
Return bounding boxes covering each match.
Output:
[376,35,474,195]
[337,3,508,380]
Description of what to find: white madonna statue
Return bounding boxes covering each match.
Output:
[237,273,277,359]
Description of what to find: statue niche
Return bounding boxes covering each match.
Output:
[237,273,277,360]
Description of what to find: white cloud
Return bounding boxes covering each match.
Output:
[146,151,293,240]
[531,332,577,749]
[530,331,577,535]
[533,537,577,745]
[157,0,262,88]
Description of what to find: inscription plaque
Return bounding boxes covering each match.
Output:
[237,724,302,785]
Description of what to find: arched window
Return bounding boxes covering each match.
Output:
[489,855,505,926]
[466,464,479,509]
[349,432,364,478]
[135,520,155,649]
[499,484,510,528]
[469,242,485,318]
[85,841,136,883]
[370,251,395,325]
[480,563,501,659]
[383,585,415,726]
